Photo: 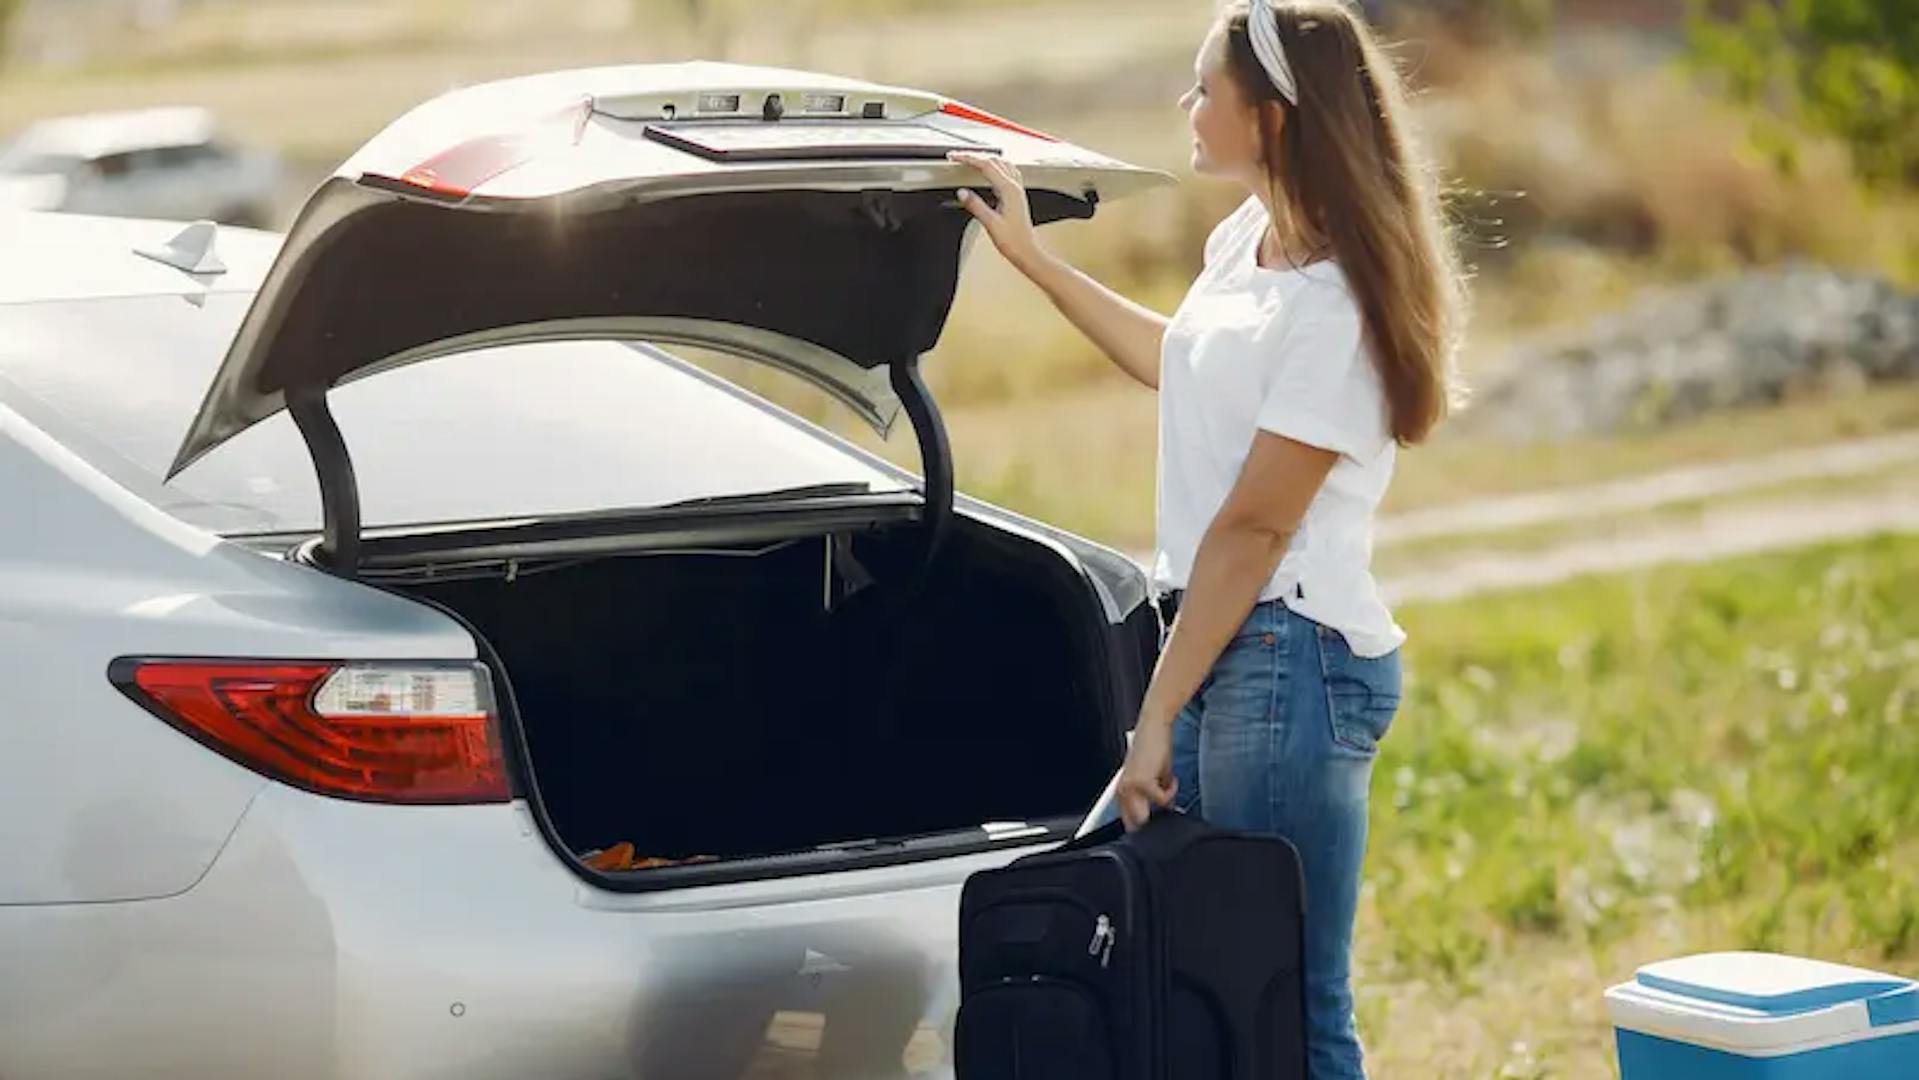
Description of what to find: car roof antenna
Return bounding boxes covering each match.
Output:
[135,220,227,276]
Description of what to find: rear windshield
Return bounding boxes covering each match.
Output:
[0,151,83,177]
[0,292,909,534]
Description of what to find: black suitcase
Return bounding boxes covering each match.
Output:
[955,809,1310,1080]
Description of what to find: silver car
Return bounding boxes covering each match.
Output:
[0,61,1169,1078]
[0,105,282,226]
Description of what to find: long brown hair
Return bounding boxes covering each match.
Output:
[1221,0,1465,445]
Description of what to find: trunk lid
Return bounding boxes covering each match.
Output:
[165,61,1173,480]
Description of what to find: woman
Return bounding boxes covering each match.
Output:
[948,0,1463,1074]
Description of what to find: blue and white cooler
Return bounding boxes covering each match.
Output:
[1606,952,1919,1078]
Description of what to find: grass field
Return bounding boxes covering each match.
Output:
[1351,532,1919,1077]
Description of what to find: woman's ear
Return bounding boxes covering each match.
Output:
[1244,99,1285,181]
[1260,99,1287,141]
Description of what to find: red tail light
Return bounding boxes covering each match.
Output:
[113,660,510,804]
[383,96,592,198]
[395,136,528,198]
[938,101,1059,143]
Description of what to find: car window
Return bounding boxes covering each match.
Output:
[151,142,227,168]
[0,293,909,535]
[0,151,84,178]
[89,151,139,178]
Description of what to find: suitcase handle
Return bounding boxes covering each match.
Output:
[1059,804,1187,852]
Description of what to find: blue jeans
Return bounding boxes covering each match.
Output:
[1167,599,1401,1080]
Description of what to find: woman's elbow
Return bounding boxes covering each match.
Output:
[1218,515,1296,558]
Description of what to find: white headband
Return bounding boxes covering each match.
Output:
[1247,0,1298,105]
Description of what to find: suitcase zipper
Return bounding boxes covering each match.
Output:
[1092,844,1165,1080]
[1087,913,1117,969]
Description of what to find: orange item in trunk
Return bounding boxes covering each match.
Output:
[580,842,719,872]
[582,842,635,872]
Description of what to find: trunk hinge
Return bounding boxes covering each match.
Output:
[287,386,362,577]
[887,352,952,570]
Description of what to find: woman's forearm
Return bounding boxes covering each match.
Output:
[1138,519,1292,727]
[1018,248,1169,390]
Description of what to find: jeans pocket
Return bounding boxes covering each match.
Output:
[1315,628,1401,757]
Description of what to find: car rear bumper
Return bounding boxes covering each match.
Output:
[0,784,1022,1079]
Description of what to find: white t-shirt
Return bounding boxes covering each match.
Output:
[1151,195,1406,658]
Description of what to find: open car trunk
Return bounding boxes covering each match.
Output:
[390,513,1125,882]
[163,61,1172,888]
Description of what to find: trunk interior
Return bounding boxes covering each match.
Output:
[396,516,1123,873]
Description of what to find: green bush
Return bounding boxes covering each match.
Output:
[1688,0,1919,187]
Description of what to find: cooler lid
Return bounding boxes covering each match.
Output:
[1636,952,1911,1016]
[1605,952,1919,1056]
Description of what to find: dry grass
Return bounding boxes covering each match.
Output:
[1426,50,1919,276]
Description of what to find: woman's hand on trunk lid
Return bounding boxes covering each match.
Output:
[948,151,1046,273]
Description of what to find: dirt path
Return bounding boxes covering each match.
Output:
[1375,431,1919,545]
[1379,479,1919,603]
